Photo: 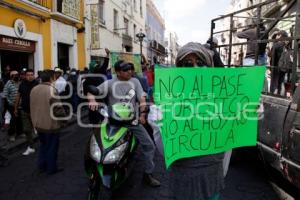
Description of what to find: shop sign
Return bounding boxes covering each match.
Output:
[62,0,80,20]
[0,35,35,52]
[14,19,27,38]
[90,4,100,49]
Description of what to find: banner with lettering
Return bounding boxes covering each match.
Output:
[154,66,266,168]
[110,52,142,74]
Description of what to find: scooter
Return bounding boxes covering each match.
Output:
[84,89,139,200]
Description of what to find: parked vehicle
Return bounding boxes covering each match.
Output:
[210,0,300,189]
[258,86,300,189]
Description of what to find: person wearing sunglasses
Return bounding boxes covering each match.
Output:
[88,60,161,187]
[168,42,225,200]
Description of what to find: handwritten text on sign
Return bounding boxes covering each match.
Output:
[154,67,266,168]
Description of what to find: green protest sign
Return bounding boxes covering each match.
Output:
[110,52,142,74]
[154,66,266,168]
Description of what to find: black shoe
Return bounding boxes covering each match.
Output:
[143,173,161,187]
[47,168,64,175]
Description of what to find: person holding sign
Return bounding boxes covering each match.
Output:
[169,42,225,200]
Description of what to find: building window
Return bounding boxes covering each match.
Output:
[99,0,105,25]
[133,24,137,40]
[57,0,80,20]
[124,17,129,35]
[139,0,143,17]
[133,0,137,11]
[27,0,49,8]
[113,9,119,32]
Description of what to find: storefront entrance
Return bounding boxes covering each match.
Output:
[0,50,33,72]
[0,35,35,76]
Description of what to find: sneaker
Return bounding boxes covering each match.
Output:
[143,173,161,187]
[22,147,35,156]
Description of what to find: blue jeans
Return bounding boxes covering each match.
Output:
[243,54,266,66]
[127,124,155,173]
[38,132,60,173]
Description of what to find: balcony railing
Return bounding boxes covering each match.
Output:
[150,40,167,55]
[27,0,50,9]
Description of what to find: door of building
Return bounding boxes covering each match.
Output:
[57,43,69,72]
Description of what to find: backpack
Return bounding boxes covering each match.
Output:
[278,48,293,73]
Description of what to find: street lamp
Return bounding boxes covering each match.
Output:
[136,30,146,65]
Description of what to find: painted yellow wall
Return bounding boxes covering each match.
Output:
[77,32,86,70]
[0,2,52,68]
[77,0,86,70]
[41,20,52,69]
[0,0,87,70]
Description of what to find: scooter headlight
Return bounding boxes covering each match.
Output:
[103,142,128,164]
[90,135,101,163]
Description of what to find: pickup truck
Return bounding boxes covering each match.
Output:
[258,87,300,189]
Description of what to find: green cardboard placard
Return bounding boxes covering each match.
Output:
[154,66,266,168]
[110,52,142,74]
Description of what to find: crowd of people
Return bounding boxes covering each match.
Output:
[0,20,295,199]
[0,48,156,169]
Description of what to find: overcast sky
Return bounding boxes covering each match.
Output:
[153,0,231,45]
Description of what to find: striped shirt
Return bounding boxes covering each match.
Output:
[3,80,19,106]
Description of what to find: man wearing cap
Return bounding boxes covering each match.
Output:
[54,67,67,95]
[88,60,161,187]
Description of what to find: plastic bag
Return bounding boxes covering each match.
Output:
[148,105,164,156]
[4,111,11,124]
[148,105,163,122]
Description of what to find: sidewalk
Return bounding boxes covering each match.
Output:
[0,110,88,154]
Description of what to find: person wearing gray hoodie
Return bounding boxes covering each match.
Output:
[169,42,225,200]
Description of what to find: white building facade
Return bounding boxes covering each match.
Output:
[85,0,147,66]
[146,0,166,65]
[165,31,179,66]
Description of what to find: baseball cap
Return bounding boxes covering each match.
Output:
[114,60,133,71]
[54,67,63,73]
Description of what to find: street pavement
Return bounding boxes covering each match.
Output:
[0,122,281,200]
